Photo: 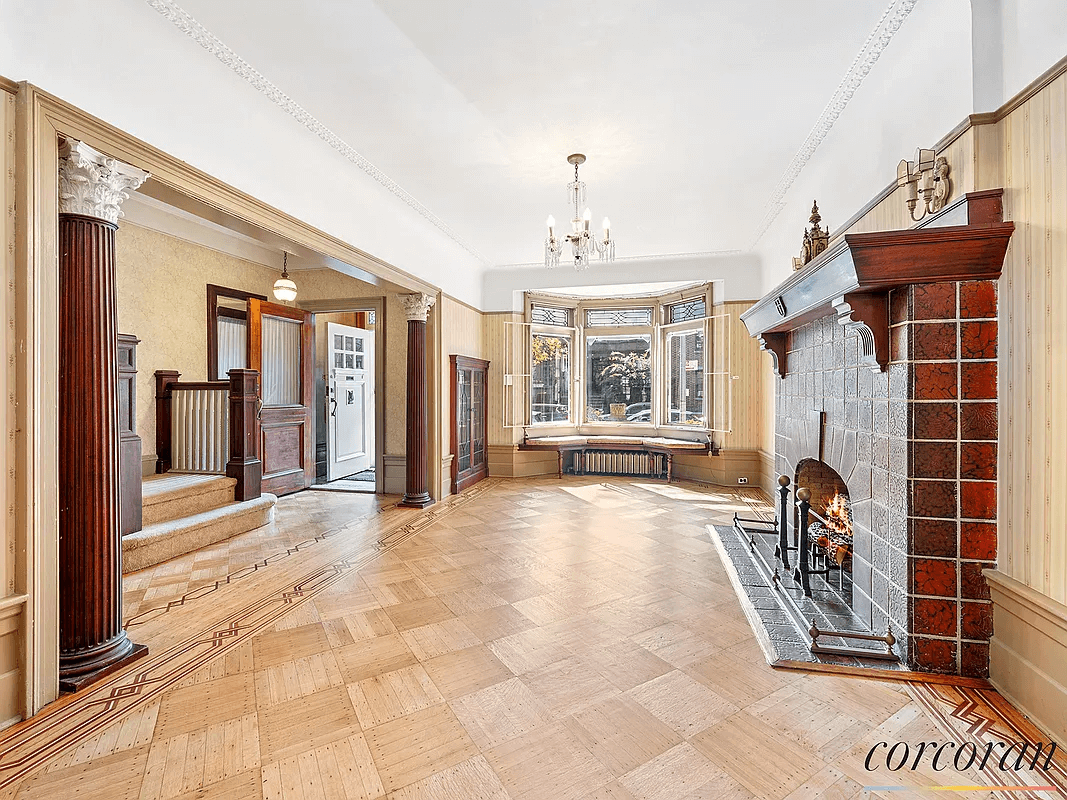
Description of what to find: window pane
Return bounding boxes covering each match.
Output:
[667,330,705,426]
[585,335,652,423]
[669,297,706,323]
[531,333,570,423]
[531,305,571,327]
[261,316,301,406]
[586,308,653,327]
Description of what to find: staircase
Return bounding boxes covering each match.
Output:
[122,473,277,573]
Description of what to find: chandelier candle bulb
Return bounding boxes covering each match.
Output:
[603,217,610,239]
[546,215,555,237]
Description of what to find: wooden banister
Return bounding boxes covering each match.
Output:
[226,369,262,501]
[154,370,181,473]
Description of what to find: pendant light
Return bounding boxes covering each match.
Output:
[273,251,297,302]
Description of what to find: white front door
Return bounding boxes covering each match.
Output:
[326,322,375,481]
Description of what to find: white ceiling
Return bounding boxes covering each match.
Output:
[172,0,892,267]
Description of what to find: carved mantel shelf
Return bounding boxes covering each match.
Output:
[740,190,1014,377]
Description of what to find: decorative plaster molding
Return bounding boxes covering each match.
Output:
[749,0,919,248]
[145,0,489,267]
[400,292,436,322]
[57,139,149,224]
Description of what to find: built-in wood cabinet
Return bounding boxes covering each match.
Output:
[450,355,489,494]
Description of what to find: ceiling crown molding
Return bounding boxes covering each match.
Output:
[748,0,918,249]
[146,0,490,266]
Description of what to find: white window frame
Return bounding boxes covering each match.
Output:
[517,285,725,434]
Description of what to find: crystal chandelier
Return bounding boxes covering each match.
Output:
[544,154,614,270]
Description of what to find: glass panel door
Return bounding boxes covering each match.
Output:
[457,368,471,472]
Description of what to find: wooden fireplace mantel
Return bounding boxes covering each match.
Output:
[741,190,1014,377]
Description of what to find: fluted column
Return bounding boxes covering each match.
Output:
[58,138,149,691]
[398,293,436,509]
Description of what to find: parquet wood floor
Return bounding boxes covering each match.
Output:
[1,477,1063,799]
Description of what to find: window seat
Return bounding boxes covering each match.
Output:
[519,434,714,481]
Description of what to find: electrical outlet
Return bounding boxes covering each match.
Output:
[737,477,749,484]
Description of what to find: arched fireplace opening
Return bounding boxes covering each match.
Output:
[794,458,855,607]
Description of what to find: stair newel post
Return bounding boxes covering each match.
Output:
[794,487,813,597]
[776,474,791,570]
[154,370,180,474]
[226,368,262,502]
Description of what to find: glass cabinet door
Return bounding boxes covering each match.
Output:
[472,369,485,469]
[457,368,472,472]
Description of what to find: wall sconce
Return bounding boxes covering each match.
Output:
[897,148,951,222]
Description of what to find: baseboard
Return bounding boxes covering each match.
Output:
[758,449,776,498]
[672,449,764,488]
[141,453,157,477]
[985,568,1067,743]
[381,454,405,495]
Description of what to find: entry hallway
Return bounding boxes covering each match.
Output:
[0,478,1061,799]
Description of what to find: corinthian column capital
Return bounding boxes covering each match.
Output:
[399,292,436,322]
[58,138,149,224]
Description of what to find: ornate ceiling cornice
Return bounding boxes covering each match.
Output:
[146,0,490,266]
[748,0,919,249]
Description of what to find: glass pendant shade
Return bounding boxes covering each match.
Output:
[273,251,297,301]
[273,277,297,302]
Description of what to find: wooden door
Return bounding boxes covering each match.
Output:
[248,299,314,495]
[326,322,375,481]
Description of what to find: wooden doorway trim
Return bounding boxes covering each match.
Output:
[298,298,387,497]
[11,82,434,717]
[206,284,267,381]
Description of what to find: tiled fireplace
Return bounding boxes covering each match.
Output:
[742,190,1013,677]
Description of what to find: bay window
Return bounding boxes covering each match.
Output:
[519,285,722,432]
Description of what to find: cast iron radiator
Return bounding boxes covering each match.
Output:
[565,449,667,479]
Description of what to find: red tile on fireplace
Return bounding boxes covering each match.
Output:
[960,442,996,481]
[960,481,996,519]
[911,480,958,518]
[909,518,958,558]
[960,641,990,678]
[960,280,997,319]
[961,562,993,600]
[911,557,958,597]
[960,402,997,440]
[961,361,996,399]
[911,441,958,479]
[960,521,996,560]
[912,322,958,360]
[913,363,957,400]
[912,597,958,636]
[961,321,997,359]
[890,286,912,324]
[961,601,993,639]
[890,324,909,361]
[911,637,957,673]
[912,403,958,440]
[913,282,957,320]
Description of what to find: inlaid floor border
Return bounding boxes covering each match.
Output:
[908,682,1067,798]
[0,478,503,790]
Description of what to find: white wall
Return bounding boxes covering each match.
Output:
[755,0,975,288]
[0,0,484,306]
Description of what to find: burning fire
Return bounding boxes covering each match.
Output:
[811,491,853,565]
